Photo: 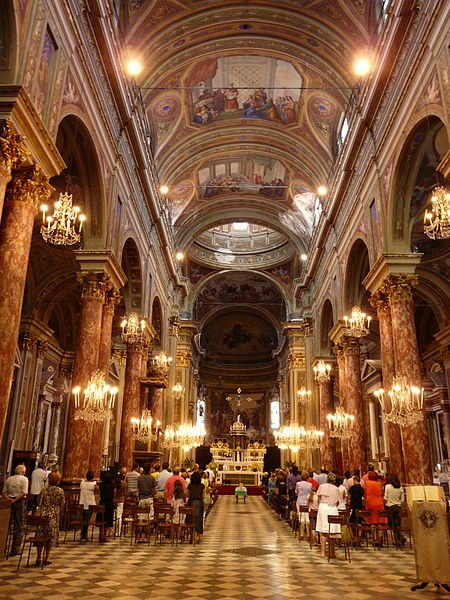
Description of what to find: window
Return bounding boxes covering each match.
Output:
[338,116,349,149]
[232,222,248,232]
[270,400,280,430]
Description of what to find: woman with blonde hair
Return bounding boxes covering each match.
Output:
[36,471,65,566]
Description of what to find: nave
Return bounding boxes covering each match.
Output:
[0,495,431,600]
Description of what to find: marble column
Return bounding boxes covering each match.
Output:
[333,342,348,471]
[88,287,120,475]
[119,344,144,468]
[49,400,63,460]
[63,272,109,479]
[0,122,30,220]
[318,380,334,470]
[370,290,404,480]
[0,165,51,444]
[342,337,367,473]
[383,275,432,484]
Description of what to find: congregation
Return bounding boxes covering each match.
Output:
[2,461,217,567]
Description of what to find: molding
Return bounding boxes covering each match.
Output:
[362,253,423,293]
[75,250,127,289]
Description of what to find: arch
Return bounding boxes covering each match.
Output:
[389,115,448,251]
[51,115,106,248]
[320,299,334,355]
[120,237,143,314]
[0,1,19,84]
[151,296,163,347]
[343,238,370,310]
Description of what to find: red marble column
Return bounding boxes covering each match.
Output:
[318,380,334,470]
[342,337,367,473]
[63,273,109,479]
[119,345,144,468]
[333,342,348,471]
[384,275,432,484]
[88,287,120,475]
[0,122,30,220]
[370,290,405,481]
[0,165,51,443]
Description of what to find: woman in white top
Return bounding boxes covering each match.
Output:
[336,475,348,510]
[316,473,341,558]
[384,474,405,546]
[79,471,97,542]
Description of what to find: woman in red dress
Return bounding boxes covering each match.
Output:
[364,471,386,525]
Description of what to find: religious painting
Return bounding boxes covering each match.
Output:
[265,261,292,285]
[188,56,301,125]
[198,155,287,199]
[188,260,215,285]
[34,28,57,117]
[208,389,267,437]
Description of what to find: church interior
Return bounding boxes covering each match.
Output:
[0,0,449,597]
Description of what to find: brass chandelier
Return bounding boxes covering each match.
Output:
[162,423,206,451]
[374,375,424,427]
[424,186,450,240]
[297,387,312,403]
[131,409,160,443]
[72,370,118,422]
[313,361,331,383]
[274,424,324,452]
[327,406,355,439]
[121,312,145,345]
[343,306,371,338]
[40,192,86,246]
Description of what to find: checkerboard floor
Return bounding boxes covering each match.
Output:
[0,496,437,599]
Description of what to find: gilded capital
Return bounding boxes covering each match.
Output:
[5,164,52,210]
[287,353,306,369]
[333,341,345,360]
[169,315,180,337]
[369,289,390,315]
[380,274,418,303]
[37,340,48,359]
[176,351,192,367]
[103,286,122,312]
[341,336,360,356]
[77,271,110,302]
[0,121,31,172]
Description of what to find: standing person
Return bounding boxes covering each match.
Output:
[384,474,405,546]
[79,471,97,543]
[336,475,348,510]
[348,474,364,524]
[155,462,171,501]
[165,467,186,502]
[113,470,126,537]
[30,462,48,514]
[287,466,301,508]
[35,471,65,566]
[3,465,29,556]
[187,471,205,543]
[171,479,187,539]
[98,470,115,541]
[316,473,341,558]
[267,472,277,505]
[295,470,313,540]
[138,462,156,526]
[316,468,328,486]
[125,463,140,498]
[365,471,386,540]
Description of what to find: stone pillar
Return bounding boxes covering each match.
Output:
[383,275,432,484]
[333,342,348,471]
[119,344,144,468]
[370,290,404,480]
[32,394,46,452]
[176,351,192,425]
[49,400,63,460]
[0,165,51,444]
[88,287,120,474]
[318,380,334,470]
[63,272,109,479]
[342,337,367,473]
[0,122,30,220]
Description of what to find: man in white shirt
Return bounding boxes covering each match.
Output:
[79,471,97,542]
[30,462,48,513]
[3,464,29,555]
[155,462,171,501]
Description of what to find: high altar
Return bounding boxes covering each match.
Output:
[210,415,266,486]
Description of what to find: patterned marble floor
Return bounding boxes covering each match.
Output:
[0,496,440,600]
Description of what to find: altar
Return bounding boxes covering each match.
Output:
[210,415,266,486]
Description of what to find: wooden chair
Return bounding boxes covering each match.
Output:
[63,503,84,543]
[355,509,374,548]
[130,506,153,546]
[399,509,412,548]
[178,506,196,545]
[17,515,51,570]
[4,512,14,559]
[154,505,174,545]
[89,505,105,543]
[309,508,318,549]
[373,509,392,549]
[297,505,310,542]
[120,501,138,539]
[327,514,351,563]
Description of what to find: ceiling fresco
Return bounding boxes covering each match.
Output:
[125,0,372,269]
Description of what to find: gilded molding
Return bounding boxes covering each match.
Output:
[287,353,306,368]
[380,274,418,303]
[5,164,52,210]
[176,351,192,367]
[341,336,360,356]
[0,121,31,172]
[169,315,180,337]
[37,340,48,359]
[77,271,111,302]
[369,289,390,315]
[103,286,122,312]
[332,341,345,359]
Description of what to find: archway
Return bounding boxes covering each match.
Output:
[320,299,334,355]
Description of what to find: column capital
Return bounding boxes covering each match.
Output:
[75,250,127,290]
[369,288,390,315]
[5,164,52,210]
[380,274,418,302]
[287,352,305,369]
[77,271,111,302]
[340,336,361,356]
[363,253,422,294]
[328,320,347,344]
[0,121,31,172]
[333,340,345,359]
[103,286,122,312]
[176,350,192,367]
[282,320,312,340]
[169,315,180,337]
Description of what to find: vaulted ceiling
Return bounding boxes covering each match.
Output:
[125,0,373,270]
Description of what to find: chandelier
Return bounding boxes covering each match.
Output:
[374,375,424,427]
[424,186,450,240]
[327,406,355,439]
[162,423,206,452]
[172,382,184,400]
[151,352,172,368]
[343,306,371,337]
[274,424,324,452]
[40,192,86,246]
[72,370,118,422]
[313,361,331,383]
[131,409,160,443]
[121,312,145,344]
[297,387,312,403]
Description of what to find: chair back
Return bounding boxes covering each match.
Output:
[356,509,372,521]
[179,506,194,519]
[299,505,309,514]
[327,515,345,526]
[377,509,390,519]
[155,506,173,522]
[26,515,49,529]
